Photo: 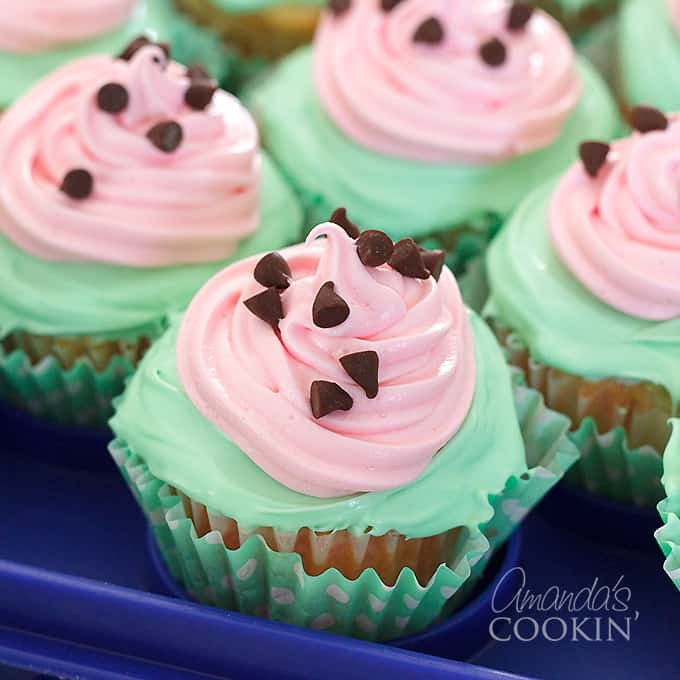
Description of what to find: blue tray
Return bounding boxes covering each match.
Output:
[0,410,678,679]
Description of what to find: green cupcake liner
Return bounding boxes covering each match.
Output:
[109,371,577,641]
[0,346,137,428]
[656,495,680,593]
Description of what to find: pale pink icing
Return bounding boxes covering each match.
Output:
[314,0,581,164]
[0,1,137,53]
[669,0,680,34]
[178,223,476,498]
[0,45,261,267]
[550,119,680,321]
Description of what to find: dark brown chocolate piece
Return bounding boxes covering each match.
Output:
[421,249,446,281]
[413,17,445,45]
[381,0,405,10]
[117,36,151,61]
[186,64,211,81]
[310,380,353,418]
[329,207,360,239]
[60,169,93,200]
[254,252,292,290]
[313,282,350,328]
[340,351,379,399]
[185,82,217,111]
[96,83,129,114]
[328,0,351,16]
[147,121,183,153]
[480,38,507,67]
[507,2,534,31]
[389,238,430,279]
[579,141,610,178]
[356,230,394,267]
[631,106,669,134]
[243,287,284,329]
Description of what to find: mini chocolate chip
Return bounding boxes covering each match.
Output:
[480,38,507,67]
[507,2,534,31]
[421,249,446,281]
[60,169,93,200]
[631,105,669,134]
[328,0,351,16]
[156,42,171,60]
[578,141,610,178]
[389,238,430,279]
[118,36,151,61]
[186,63,211,81]
[313,281,350,328]
[243,287,284,329]
[381,0,405,10]
[254,252,292,290]
[96,82,129,114]
[329,207,360,239]
[147,121,183,153]
[310,380,353,419]
[340,351,379,399]
[185,82,217,111]
[413,17,445,45]
[356,230,394,267]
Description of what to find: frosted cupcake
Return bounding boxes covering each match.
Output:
[486,108,680,506]
[655,421,680,592]
[173,0,323,90]
[248,0,618,309]
[0,39,302,427]
[618,0,680,117]
[111,219,578,640]
[0,1,177,109]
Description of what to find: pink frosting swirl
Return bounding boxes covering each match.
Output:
[178,223,476,498]
[550,119,680,321]
[669,0,680,34]
[0,44,261,267]
[314,0,581,164]
[0,1,137,53]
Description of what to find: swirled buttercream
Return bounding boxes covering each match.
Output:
[550,118,680,321]
[0,1,138,53]
[314,0,580,164]
[178,223,476,497]
[0,43,261,267]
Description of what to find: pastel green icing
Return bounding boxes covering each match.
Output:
[662,420,680,497]
[246,48,619,240]
[110,311,527,538]
[0,0,182,109]
[0,155,302,341]
[618,0,680,112]
[208,0,323,12]
[485,181,680,407]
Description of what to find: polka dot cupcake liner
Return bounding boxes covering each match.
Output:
[492,322,667,508]
[655,421,680,593]
[0,335,149,429]
[109,373,578,641]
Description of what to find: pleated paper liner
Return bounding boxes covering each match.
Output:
[656,421,680,592]
[0,331,150,428]
[491,319,670,507]
[109,372,578,641]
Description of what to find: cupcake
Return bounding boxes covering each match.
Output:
[656,420,680,592]
[110,219,578,640]
[618,0,680,118]
[173,0,323,91]
[486,110,680,507]
[247,0,618,310]
[537,0,619,36]
[0,1,177,109]
[0,39,302,428]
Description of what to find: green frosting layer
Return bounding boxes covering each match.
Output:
[246,49,619,240]
[208,0,322,10]
[618,0,680,112]
[0,0,181,109]
[486,181,680,407]
[0,155,302,341]
[110,311,527,538]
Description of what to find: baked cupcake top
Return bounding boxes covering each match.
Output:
[0,38,302,340]
[112,215,527,535]
[316,0,580,164]
[247,0,617,240]
[486,109,680,404]
[0,40,260,267]
[0,1,138,52]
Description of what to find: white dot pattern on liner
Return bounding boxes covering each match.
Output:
[403,595,420,610]
[355,614,376,634]
[326,584,350,603]
[394,616,410,630]
[440,586,457,599]
[271,587,295,605]
[237,558,258,581]
[368,594,386,612]
[293,562,305,589]
[311,613,335,630]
